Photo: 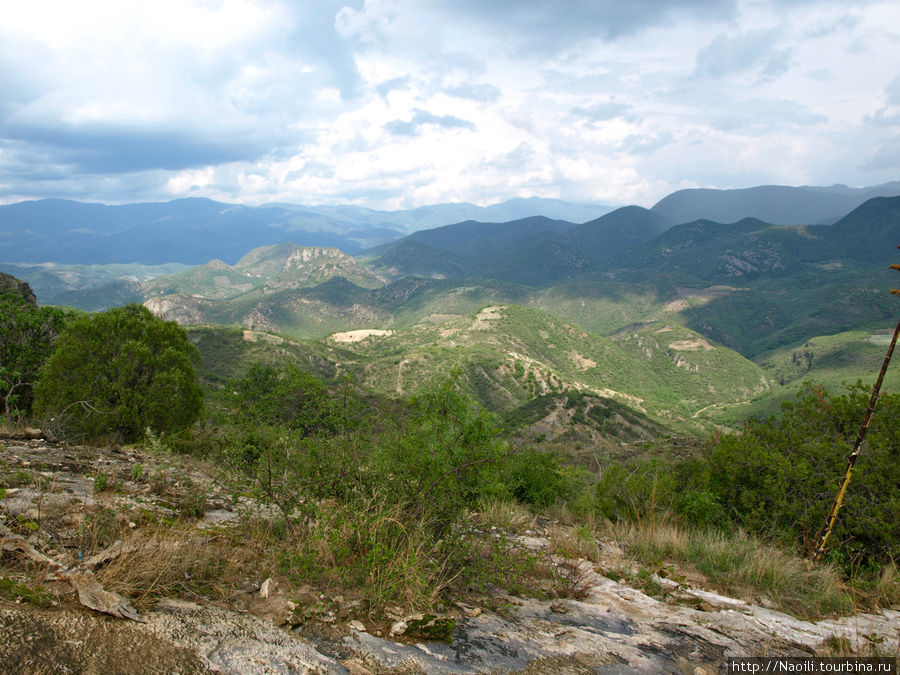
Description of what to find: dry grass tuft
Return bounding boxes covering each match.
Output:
[609,521,853,619]
[474,498,536,532]
[96,523,275,608]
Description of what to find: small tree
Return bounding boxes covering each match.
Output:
[34,304,202,442]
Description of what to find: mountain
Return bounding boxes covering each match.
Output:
[0,272,37,305]
[651,181,900,226]
[634,197,900,356]
[567,206,674,258]
[0,198,365,265]
[372,240,469,279]
[144,259,257,300]
[298,197,612,234]
[144,243,384,304]
[0,261,187,310]
[233,243,383,290]
[0,196,613,266]
[368,207,674,285]
[330,303,769,433]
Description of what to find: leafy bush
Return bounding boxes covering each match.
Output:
[504,448,570,506]
[594,458,678,525]
[372,378,507,533]
[33,304,202,442]
[706,383,899,568]
[0,289,68,418]
[595,383,899,570]
[232,362,343,435]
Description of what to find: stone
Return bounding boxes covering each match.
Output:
[259,577,278,599]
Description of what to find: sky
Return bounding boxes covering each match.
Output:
[0,0,898,210]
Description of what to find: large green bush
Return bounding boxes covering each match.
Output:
[0,289,67,418]
[33,304,202,442]
[373,378,508,532]
[706,383,899,567]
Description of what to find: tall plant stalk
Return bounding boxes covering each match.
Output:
[811,246,900,562]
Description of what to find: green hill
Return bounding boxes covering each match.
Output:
[328,304,771,433]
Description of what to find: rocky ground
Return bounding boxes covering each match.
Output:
[1,434,897,674]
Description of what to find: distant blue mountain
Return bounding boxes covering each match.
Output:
[651,181,900,225]
[0,196,611,265]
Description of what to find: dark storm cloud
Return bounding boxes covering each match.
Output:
[0,121,297,174]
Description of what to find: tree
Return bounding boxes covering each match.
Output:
[373,377,507,533]
[33,304,202,442]
[0,288,67,418]
[232,362,339,435]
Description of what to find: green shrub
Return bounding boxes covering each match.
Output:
[34,304,202,443]
[705,383,899,568]
[0,289,68,418]
[232,362,343,435]
[594,458,678,525]
[504,448,570,507]
[372,378,507,533]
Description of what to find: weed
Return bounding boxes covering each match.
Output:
[77,507,120,554]
[824,635,853,655]
[549,524,599,561]
[174,479,208,519]
[92,471,112,494]
[0,576,54,608]
[405,614,456,643]
[475,498,535,532]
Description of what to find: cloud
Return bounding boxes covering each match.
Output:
[0,119,297,174]
[376,77,412,98]
[706,98,828,132]
[443,0,738,47]
[861,135,900,171]
[1,0,899,208]
[571,102,637,122]
[886,73,900,105]
[385,109,476,136]
[444,83,501,102]
[694,30,793,80]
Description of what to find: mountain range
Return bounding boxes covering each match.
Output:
[2,182,898,267]
[2,182,898,436]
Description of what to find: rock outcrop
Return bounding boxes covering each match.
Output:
[0,272,38,306]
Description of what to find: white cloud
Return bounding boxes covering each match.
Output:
[0,0,899,208]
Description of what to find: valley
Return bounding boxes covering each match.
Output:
[4,188,899,438]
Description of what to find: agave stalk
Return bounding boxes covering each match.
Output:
[812,246,900,562]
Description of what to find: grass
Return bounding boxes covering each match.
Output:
[96,524,258,608]
[474,497,883,621]
[612,522,854,619]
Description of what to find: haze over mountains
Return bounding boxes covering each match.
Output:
[0,196,615,266]
[2,182,898,267]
